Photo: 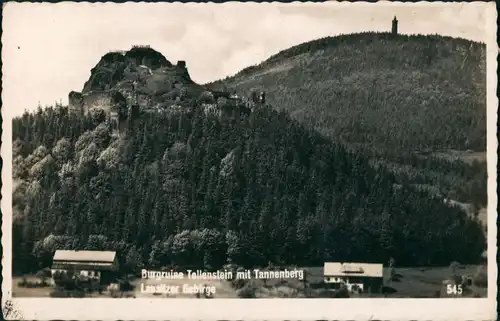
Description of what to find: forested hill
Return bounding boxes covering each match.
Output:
[208,32,487,155]
[12,100,485,274]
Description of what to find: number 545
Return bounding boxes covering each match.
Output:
[447,284,463,295]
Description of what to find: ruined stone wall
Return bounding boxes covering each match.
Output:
[82,91,113,114]
[68,91,84,115]
[136,93,152,108]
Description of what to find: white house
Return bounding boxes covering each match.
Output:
[323,262,384,293]
[51,250,119,285]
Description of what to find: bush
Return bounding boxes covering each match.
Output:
[390,274,402,282]
[275,286,299,298]
[389,266,396,280]
[449,261,463,279]
[317,289,337,298]
[237,280,259,298]
[473,265,487,287]
[217,97,232,109]
[381,286,398,295]
[26,281,49,288]
[110,289,121,298]
[222,263,240,279]
[39,267,52,278]
[50,288,69,298]
[231,278,248,290]
[71,289,86,298]
[199,91,215,104]
[50,289,86,298]
[309,281,325,289]
[17,276,50,288]
[302,288,315,298]
[17,277,28,287]
[119,279,134,291]
[449,261,462,271]
[462,276,473,287]
[333,287,350,298]
[53,271,78,290]
[451,275,463,285]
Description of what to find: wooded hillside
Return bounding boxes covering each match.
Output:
[210,33,486,154]
[209,32,488,208]
[12,101,486,274]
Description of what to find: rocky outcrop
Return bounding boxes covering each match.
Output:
[82,46,173,94]
[83,55,127,93]
[69,45,251,120]
[110,91,127,107]
[76,46,203,108]
[125,46,172,70]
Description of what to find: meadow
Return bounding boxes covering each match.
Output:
[13,264,487,298]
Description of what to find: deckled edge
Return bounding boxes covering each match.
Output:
[1,2,498,321]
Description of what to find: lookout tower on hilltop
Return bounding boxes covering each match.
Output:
[392,16,398,35]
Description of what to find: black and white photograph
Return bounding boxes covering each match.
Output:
[1,1,497,320]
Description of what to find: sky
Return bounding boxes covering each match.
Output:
[2,1,492,115]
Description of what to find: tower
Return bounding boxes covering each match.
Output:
[392,16,398,35]
[68,91,84,115]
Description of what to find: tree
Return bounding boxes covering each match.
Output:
[225,230,241,265]
[125,246,144,274]
[11,91,488,275]
[388,257,396,282]
[449,261,461,283]
[171,230,194,267]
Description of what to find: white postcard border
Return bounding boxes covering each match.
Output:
[1,1,498,320]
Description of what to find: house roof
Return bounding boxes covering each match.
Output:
[53,250,116,263]
[323,262,383,278]
[52,261,117,271]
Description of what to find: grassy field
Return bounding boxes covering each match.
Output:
[129,275,238,298]
[299,265,487,298]
[430,150,487,165]
[12,274,238,298]
[12,275,53,297]
[13,264,487,298]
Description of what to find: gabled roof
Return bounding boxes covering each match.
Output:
[53,250,116,263]
[51,261,118,271]
[324,262,383,278]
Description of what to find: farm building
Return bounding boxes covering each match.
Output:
[323,262,383,293]
[51,250,120,285]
